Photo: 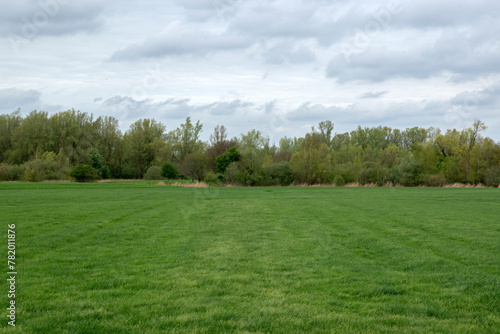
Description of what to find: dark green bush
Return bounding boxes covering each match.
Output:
[335,164,356,184]
[216,147,241,174]
[333,175,346,186]
[358,162,377,185]
[484,166,500,187]
[120,162,139,179]
[390,157,423,186]
[161,162,179,180]
[101,165,112,179]
[264,162,293,186]
[70,164,99,182]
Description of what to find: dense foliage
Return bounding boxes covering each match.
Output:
[1,109,499,186]
[69,164,99,182]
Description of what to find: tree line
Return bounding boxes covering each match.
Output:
[1,109,499,187]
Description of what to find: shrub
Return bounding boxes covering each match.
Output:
[121,162,138,179]
[264,162,293,186]
[23,157,64,181]
[0,164,23,181]
[101,165,112,179]
[216,147,241,174]
[335,164,356,184]
[23,166,40,182]
[161,162,179,181]
[236,160,266,186]
[181,152,210,182]
[423,174,446,187]
[223,162,240,184]
[144,166,164,180]
[70,164,99,182]
[358,162,377,185]
[484,166,500,187]
[390,157,423,186]
[333,175,346,186]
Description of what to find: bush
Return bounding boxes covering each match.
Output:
[144,166,164,180]
[216,147,241,174]
[70,164,99,182]
[0,164,23,181]
[121,162,139,179]
[423,174,446,187]
[181,152,210,182]
[223,162,240,184]
[23,166,40,182]
[390,157,423,186]
[101,165,112,179]
[236,160,266,186]
[358,162,377,185]
[265,162,293,186]
[484,166,500,187]
[161,162,179,181]
[333,175,346,186]
[335,164,356,184]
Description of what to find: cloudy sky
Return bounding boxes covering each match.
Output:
[1,0,499,142]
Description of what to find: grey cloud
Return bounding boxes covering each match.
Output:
[109,1,378,62]
[360,91,388,99]
[284,99,457,129]
[1,0,106,39]
[450,82,500,108]
[263,100,277,115]
[393,0,500,29]
[286,102,345,121]
[104,96,198,119]
[206,99,253,116]
[108,0,500,66]
[174,0,242,22]
[103,96,253,119]
[261,41,316,65]
[326,1,500,83]
[110,24,250,60]
[0,88,41,111]
[327,24,500,83]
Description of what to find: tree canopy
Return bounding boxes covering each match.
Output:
[0,109,499,187]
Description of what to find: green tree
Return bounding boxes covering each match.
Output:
[290,132,333,184]
[402,127,429,151]
[168,117,204,164]
[318,120,334,147]
[161,162,179,183]
[10,110,50,163]
[206,125,237,171]
[123,119,166,179]
[181,152,210,182]
[0,109,22,163]
[216,147,241,174]
[93,116,123,177]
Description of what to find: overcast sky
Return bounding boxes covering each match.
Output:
[1,0,499,142]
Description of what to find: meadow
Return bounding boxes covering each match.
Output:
[1,182,499,333]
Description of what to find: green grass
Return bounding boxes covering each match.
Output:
[1,182,499,333]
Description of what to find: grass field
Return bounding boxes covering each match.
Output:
[1,182,499,333]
